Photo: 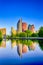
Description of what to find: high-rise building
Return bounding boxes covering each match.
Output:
[17,18,22,33]
[11,27,16,35]
[0,28,6,38]
[28,24,35,33]
[22,23,28,32]
[0,28,6,35]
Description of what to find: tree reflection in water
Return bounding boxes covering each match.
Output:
[11,39,37,57]
[38,40,43,50]
[0,39,43,57]
[0,40,6,48]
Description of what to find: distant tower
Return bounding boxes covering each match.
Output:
[17,18,22,33]
[22,22,28,32]
[28,24,35,33]
[11,27,16,35]
[0,28,6,39]
[11,27,13,35]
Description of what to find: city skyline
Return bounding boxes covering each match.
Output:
[0,0,43,65]
[0,0,43,34]
[0,18,43,34]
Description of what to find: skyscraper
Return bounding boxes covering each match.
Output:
[22,22,28,32]
[28,24,35,33]
[0,28,6,38]
[11,27,16,35]
[17,18,22,33]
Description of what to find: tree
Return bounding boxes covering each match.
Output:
[31,33,38,37]
[11,32,16,38]
[0,31,3,41]
[38,27,43,37]
[19,32,27,37]
[25,30,32,37]
[16,33,19,37]
[6,35,11,39]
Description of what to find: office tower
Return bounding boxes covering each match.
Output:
[11,27,16,35]
[28,24,35,33]
[17,18,22,33]
[22,22,28,32]
[0,28,6,38]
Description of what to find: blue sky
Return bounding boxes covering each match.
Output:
[0,0,43,34]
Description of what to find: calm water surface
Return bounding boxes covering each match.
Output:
[0,40,43,65]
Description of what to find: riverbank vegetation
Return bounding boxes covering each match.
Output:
[0,26,43,39]
[10,26,43,38]
[0,31,3,41]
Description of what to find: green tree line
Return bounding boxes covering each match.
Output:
[10,26,43,38]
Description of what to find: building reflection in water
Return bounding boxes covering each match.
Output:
[17,43,22,57]
[11,40,17,48]
[11,40,36,57]
[28,42,36,50]
[0,40,6,48]
[17,43,28,57]
[22,45,28,53]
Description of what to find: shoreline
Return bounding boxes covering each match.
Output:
[4,37,43,40]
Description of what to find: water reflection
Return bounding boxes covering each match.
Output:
[11,40,16,48]
[0,40,6,48]
[0,39,43,57]
[17,43,28,57]
[0,39,43,64]
[11,40,38,57]
[38,40,43,50]
[28,42,36,50]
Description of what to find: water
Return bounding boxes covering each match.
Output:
[0,39,43,65]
